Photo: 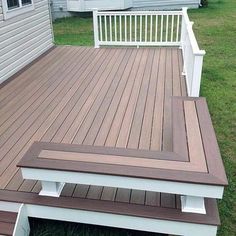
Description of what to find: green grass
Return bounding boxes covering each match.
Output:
[31,1,236,235]
[188,1,236,235]
[53,15,94,46]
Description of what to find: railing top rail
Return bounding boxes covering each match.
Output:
[182,7,205,56]
[95,10,183,15]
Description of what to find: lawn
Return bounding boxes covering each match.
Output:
[30,1,236,235]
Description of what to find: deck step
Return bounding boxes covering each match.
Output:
[0,211,17,236]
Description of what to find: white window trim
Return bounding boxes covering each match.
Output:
[2,0,35,20]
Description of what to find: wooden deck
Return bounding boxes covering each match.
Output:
[0,46,186,191]
[0,46,225,230]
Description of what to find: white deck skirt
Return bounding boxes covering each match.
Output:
[21,168,224,199]
[26,204,218,236]
[0,201,218,236]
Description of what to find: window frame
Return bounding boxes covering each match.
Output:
[2,0,35,20]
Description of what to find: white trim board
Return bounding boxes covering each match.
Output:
[21,168,224,199]
[0,200,22,212]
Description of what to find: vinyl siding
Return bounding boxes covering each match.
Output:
[51,0,72,20]
[0,0,3,21]
[52,0,199,19]
[0,0,54,84]
[132,0,200,9]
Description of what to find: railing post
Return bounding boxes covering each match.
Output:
[93,10,100,48]
[180,8,187,76]
[190,51,205,97]
[180,7,188,49]
[39,181,65,197]
[181,195,206,214]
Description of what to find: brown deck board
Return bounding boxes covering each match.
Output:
[116,49,148,148]
[81,49,130,145]
[94,50,138,147]
[139,49,160,150]
[0,48,105,187]
[145,191,160,206]
[130,190,146,205]
[104,50,143,147]
[0,210,17,236]
[73,184,89,198]
[163,48,173,151]
[0,47,60,107]
[42,49,110,143]
[101,187,117,201]
[115,188,131,203]
[61,183,76,197]
[70,48,126,145]
[127,49,154,149]
[172,98,189,160]
[0,222,15,236]
[161,193,176,209]
[0,47,79,132]
[87,186,103,200]
[150,48,166,150]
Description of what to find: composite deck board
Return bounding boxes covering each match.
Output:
[172,98,189,160]
[145,191,161,206]
[0,48,99,186]
[104,49,143,147]
[94,50,139,146]
[0,47,63,106]
[73,184,90,198]
[0,47,77,129]
[101,187,117,201]
[61,183,76,197]
[41,49,110,143]
[150,48,166,150]
[163,48,173,151]
[0,46,185,207]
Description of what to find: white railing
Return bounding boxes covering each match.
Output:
[93,10,183,48]
[181,8,205,97]
[93,8,205,97]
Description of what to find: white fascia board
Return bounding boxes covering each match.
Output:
[0,201,22,212]
[21,168,224,199]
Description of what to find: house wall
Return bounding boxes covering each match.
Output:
[0,0,54,84]
[132,0,200,10]
[0,0,3,21]
[52,0,200,19]
[50,0,73,20]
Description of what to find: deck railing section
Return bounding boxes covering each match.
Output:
[181,8,205,97]
[93,8,205,97]
[93,10,183,48]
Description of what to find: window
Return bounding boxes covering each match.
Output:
[2,0,34,20]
